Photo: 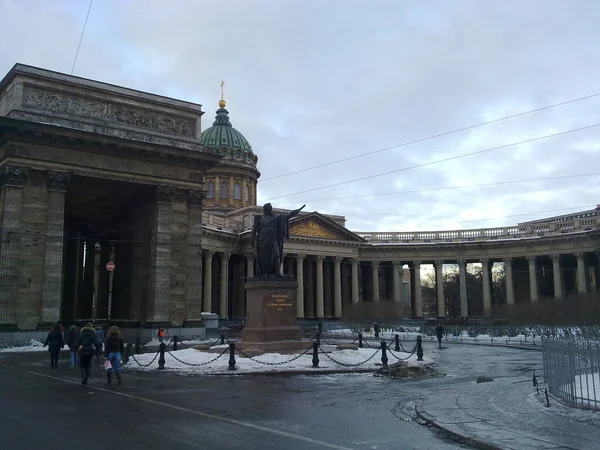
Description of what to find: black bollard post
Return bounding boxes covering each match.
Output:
[533,373,537,387]
[316,332,321,346]
[135,337,141,354]
[395,334,400,352]
[220,333,225,345]
[158,342,166,369]
[417,335,424,361]
[380,341,388,367]
[358,333,363,349]
[228,343,236,370]
[173,335,178,351]
[312,341,319,368]
[544,388,550,407]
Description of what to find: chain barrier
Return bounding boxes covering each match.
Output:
[130,351,160,367]
[166,347,229,366]
[235,344,314,366]
[387,339,411,353]
[319,344,381,367]
[386,345,418,361]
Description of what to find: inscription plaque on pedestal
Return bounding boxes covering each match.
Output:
[240,279,306,352]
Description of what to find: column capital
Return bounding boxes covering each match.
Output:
[503,257,513,265]
[296,253,306,261]
[434,260,444,268]
[244,251,254,260]
[550,254,561,263]
[0,165,29,188]
[156,185,175,204]
[316,255,325,262]
[372,260,380,267]
[457,258,466,266]
[575,252,585,260]
[413,260,422,266]
[47,171,72,192]
[526,255,537,264]
[220,251,230,261]
[334,256,343,264]
[205,249,215,259]
[351,258,359,266]
[480,257,489,265]
[393,261,403,268]
[187,189,204,208]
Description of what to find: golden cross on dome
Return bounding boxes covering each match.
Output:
[220,80,225,101]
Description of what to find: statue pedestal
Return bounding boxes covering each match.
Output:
[240,278,307,353]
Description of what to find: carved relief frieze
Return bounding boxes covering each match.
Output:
[0,165,29,188]
[46,171,72,192]
[289,219,338,239]
[23,85,195,137]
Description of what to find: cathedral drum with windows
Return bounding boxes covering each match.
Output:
[200,97,259,211]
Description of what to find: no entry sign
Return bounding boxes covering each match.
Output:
[106,262,115,272]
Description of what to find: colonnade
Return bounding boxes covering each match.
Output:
[200,250,599,320]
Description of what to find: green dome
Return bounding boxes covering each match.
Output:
[201,105,253,152]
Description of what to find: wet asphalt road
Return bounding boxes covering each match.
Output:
[0,343,542,450]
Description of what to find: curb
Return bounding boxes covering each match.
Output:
[126,367,379,376]
[414,398,505,450]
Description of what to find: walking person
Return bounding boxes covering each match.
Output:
[66,325,79,369]
[104,326,124,385]
[94,326,105,359]
[77,322,98,385]
[436,324,444,349]
[373,323,380,340]
[43,322,64,369]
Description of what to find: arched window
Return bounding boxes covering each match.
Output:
[206,181,215,199]
[220,181,229,199]
[234,183,241,200]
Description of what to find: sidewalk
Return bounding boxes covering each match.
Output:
[415,377,600,450]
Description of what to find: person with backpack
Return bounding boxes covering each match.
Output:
[43,322,64,369]
[104,326,125,385]
[77,323,98,385]
[66,325,79,369]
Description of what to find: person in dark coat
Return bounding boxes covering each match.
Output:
[43,322,64,369]
[66,325,79,369]
[77,322,98,385]
[373,323,381,340]
[104,326,125,385]
[436,324,444,348]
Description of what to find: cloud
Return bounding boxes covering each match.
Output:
[1,0,599,232]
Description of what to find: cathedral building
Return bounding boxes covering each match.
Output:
[0,64,598,339]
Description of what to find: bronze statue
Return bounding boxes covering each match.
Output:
[251,203,305,277]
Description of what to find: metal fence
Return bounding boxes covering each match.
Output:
[542,337,600,410]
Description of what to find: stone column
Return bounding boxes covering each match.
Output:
[351,258,359,304]
[434,260,445,318]
[40,171,71,324]
[413,260,423,317]
[481,258,492,316]
[296,254,305,318]
[220,252,229,319]
[316,255,325,318]
[92,241,101,320]
[186,190,204,323]
[527,256,539,303]
[371,261,380,303]
[246,253,255,278]
[393,261,402,304]
[597,252,600,291]
[551,254,563,299]
[333,256,342,318]
[576,252,587,293]
[458,259,468,317]
[0,166,28,325]
[147,185,173,323]
[203,250,214,312]
[504,258,515,306]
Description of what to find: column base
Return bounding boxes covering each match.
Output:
[0,323,19,332]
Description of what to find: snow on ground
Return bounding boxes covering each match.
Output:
[527,391,600,424]
[575,372,600,404]
[126,346,434,375]
[0,339,46,353]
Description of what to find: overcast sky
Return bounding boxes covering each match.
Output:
[1,0,599,232]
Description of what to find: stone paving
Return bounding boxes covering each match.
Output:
[415,376,600,450]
